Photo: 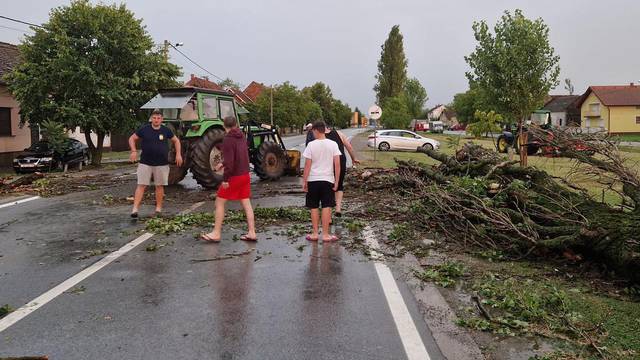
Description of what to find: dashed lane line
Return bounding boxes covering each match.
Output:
[0,201,205,333]
[0,196,41,209]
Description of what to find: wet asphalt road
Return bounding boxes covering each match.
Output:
[0,127,445,359]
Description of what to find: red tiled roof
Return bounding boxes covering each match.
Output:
[185,74,225,91]
[577,85,640,107]
[0,41,20,85]
[227,87,253,105]
[243,81,266,102]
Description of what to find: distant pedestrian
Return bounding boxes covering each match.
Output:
[305,122,314,146]
[302,121,342,242]
[200,116,257,243]
[324,127,360,217]
[129,109,183,218]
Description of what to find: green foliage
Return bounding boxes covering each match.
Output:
[303,82,335,125]
[218,77,242,90]
[449,176,489,197]
[251,82,320,130]
[404,77,428,118]
[0,304,14,319]
[6,0,181,165]
[445,135,462,152]
[380,95,412,129]
[467,110,503,138]
[374,25,408,105]
[388,223,414,243]
[450,86,492,124]
[40,119,68,155]
[331,99,352,129]
[415,261,466,288]
[465,9,560,122]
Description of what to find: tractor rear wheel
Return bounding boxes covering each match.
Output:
[190,128,225,189]
[167,141,188,185]
[253,141,286,180]
[497,136,509,153]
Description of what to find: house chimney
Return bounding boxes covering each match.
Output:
[631,82,635,87]
[190,74,195,80]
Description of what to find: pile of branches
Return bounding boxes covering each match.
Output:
[359,130,640,283]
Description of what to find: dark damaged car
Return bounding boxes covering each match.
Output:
[13,139,90,173]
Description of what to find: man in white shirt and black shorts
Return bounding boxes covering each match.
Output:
[302,121,342,242]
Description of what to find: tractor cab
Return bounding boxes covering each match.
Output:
[140,87,298,189]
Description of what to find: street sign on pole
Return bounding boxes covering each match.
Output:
[368,105,382,161]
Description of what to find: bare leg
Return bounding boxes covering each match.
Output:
[321,207,333,240]
[335,191,344,213]
[240,198,257,238]
[309,208,320,240]
[132,185,146,213]
[210,197,227,240]
[154,185,164,212]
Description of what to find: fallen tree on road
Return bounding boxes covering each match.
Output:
[355,130,640,284]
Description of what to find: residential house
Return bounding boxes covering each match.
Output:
[0,41,33,167]
[575,84,640,134]
[541,95,580,127]
[427,105,458,128]
[243,81,266,102]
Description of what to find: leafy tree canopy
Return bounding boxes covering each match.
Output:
[380,95,411,129]
[404,77,428,118]
[465,9,560,123]
[374,25,408,105]
[6,0,180,164]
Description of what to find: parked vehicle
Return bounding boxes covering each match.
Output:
[409,119,429,132]
[367,130,440,152]
[428,120,444,133]
[141,87,299,188]
[450,123,467,131]
[13,139,90,173]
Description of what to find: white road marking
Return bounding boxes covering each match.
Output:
[0,196,40,209]
[179,201,205,215]
[363,227,432,360]
[0,202,205,333]
[0,232,154,333]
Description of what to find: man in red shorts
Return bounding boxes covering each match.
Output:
[200,116,257,242]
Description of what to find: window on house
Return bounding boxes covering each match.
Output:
[0,107,12,136]
[636,116,640,125]
[589,103,600,114]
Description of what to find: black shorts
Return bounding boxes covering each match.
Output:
[305,181,336,209]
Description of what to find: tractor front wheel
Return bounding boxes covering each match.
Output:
[497,136,509,153]
[253,141,286,180]
[190,128,225,189]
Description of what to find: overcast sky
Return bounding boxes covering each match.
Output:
[2,0,640,112]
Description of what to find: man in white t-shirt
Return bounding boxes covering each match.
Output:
[302,121,342,242]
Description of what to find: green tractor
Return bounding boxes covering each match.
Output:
[141,87,298,188]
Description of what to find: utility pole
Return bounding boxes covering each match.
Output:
[270,85,274,126]
[162,40,169,62]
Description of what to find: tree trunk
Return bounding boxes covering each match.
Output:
[518,118,528,167]
[84,130,105,166]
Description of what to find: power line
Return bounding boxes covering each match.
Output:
[0,15,43,29]
[0,24,34,34]
[169,43,224,82]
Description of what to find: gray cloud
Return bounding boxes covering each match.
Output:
[2,0,640,113]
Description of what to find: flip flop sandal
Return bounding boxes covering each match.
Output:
[200,234,220,243]
[240,234,258,242]
[323,235,339,242]
[305,235,319,241]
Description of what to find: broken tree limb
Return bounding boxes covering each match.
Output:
[190,248,255,263]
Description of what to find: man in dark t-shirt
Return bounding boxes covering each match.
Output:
[128,109,183,218]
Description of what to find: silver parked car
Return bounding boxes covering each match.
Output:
[367,130,440,152]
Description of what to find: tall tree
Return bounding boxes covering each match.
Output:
[465,9,560,165]
[404,77,428,118]
[450,86,491,124]
[251,82,320,130]
[302,82,335,125]
[331,99,352,129]
[564,78,574,95]
[7,0,180,165]
[374,25,408,105]
[380,95,411,129]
